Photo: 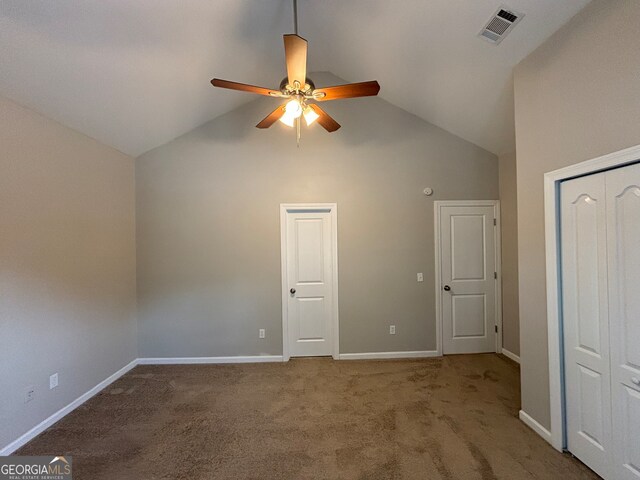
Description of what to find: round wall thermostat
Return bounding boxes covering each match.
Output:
[423,188,434,196]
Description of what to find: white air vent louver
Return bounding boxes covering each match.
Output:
[479,6,524,45]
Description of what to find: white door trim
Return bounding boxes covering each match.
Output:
[280,203,339,361]
[543,143,640,452]
[434,200,502,356]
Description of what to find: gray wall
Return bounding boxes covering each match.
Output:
[514,0,640,429]
[136,72,498,358]
[499,152,519,357]
[0,96,137,450]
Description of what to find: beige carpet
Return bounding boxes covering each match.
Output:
[16,354,598,479]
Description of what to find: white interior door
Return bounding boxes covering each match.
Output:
[561,174,612,479]
[605,163,640,480]
[282,205,337,358]
[438,203,498,354]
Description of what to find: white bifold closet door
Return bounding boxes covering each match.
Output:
[561,162,640,480]
[606,164,640,480]
[561,173,612,479]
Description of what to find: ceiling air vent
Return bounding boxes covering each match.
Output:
[479,6,524,45]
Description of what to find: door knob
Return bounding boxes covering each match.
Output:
[443,285,451,291]
[290,288,296,295]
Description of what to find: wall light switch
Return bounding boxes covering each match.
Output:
[417,273,424,282]
[259,329,265,339]
[49,373,58,389]
[390,325,396,335]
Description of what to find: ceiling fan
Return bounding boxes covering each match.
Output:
[210,0,380,144]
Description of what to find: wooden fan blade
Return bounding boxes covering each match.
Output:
[211,78,279,97]
[256,105,286,129]
[309,104,341,132]
[313,81,380,101]
[283,34,307,87]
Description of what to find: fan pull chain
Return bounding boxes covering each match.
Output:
[293,0,299,35]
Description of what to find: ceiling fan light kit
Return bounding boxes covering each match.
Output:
[210,0,380,145]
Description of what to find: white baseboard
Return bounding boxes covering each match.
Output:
[0,358,138,456]
[137,355,284,365]
[519,410,552,444]
[501,348,520,364]
[338,350,440,360]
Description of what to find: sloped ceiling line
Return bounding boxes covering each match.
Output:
[0,0,591,156]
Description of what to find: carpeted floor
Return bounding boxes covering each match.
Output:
[16,354,598,479]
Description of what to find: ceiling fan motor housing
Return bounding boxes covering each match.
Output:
[280,77,315,94]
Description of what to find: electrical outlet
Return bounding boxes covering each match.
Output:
[259,328,265,339]
[390,325,396,335]
[50,373,59,390]
[417,273,424,282]
[25,386,35,403]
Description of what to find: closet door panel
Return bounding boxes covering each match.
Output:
[606,162,640,480]
[561,173,612,479]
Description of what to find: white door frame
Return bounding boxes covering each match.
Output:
[543,144,640,452]
[434,200,502,356]
[280,203,339,361]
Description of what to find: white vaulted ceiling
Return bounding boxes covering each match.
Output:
[0,0,591,156]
